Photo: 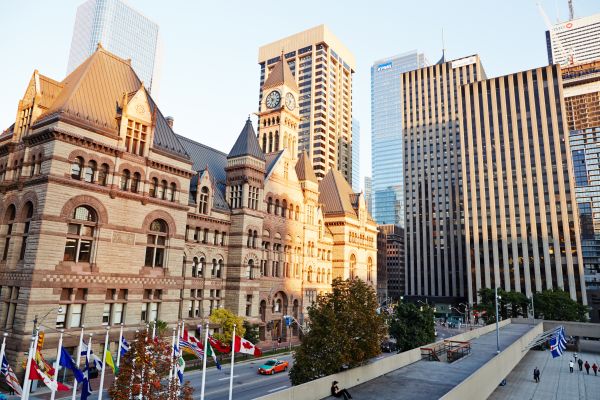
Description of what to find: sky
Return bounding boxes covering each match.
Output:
[1,0,600,189]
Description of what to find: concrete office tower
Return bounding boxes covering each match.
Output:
[563,60,600,321]
[403,55,485,300]
[258,25,355,183]
[371,51,427,226]
[352,118,360,192]
[364,176,373,214]
[546,13,600,66]
[460,64,586,305]
[67,0,161,92]
[379,224,405,300]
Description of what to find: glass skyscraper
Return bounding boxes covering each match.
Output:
[352,118,360,192]
[67,0,161,92]
[371,51,427,226]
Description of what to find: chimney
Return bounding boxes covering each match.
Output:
[166,116,174,129]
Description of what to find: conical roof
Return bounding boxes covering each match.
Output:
[318,168,357,215]
[263,55,299,92]
[228,117,265,160]
[295,151,318,183]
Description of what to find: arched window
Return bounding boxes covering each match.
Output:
[275,199,280,215]
[327,270,331,283]
[84,160,96,183]
[131,172,141,193]
[247,230,252,247]
[19,202,34,260]
[275,299,282,313]
[267,197,273,214]
[295,205,300,221]
[318,220,323,239]
[192,256,199,277]
[160,180,168,200]
[71,157,83,179]
[262,134,267,151]
[307,267,313,282]
[260,300,267,322]
[36,154,42,175]
[120,169,130,191]
[199,186,209,214]
[282,200,287,218]
[30,155,36,177]
[350,254,357,279]
[64,206,97,263]
[2,205,16,261]
[98,163,109,186]
[199,257,205,277]
[268,132,273,153]
[170,183,177,202]
[247,259,253,279]
[145,219,168,267]
[253,230,257,248]
[150,177,158,197]
[367,257,373,282]
[317,268,321,283]
[274,131,279,151]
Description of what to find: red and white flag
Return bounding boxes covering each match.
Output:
[28,360,70,391]
[1,356,22,395]
[233,335,262,357]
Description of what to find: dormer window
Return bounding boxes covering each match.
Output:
[199,186,209,214]
[125,119,147,156]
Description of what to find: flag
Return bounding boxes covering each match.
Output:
[104,349,116,374]
[59,347,84,383]
[174,341,184,384]
[35,350,55,376]
[233,335,262,357]
[1,356,22,395]
[81,358,92,400]
[179,329,204,360]
[28,360,70,391]
[208,335,231,354]
[81,342,103,370]
[550,326,567,358]
[206,343,222,370]
[120,336,130,357]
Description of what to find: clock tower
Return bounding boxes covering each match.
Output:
[258,53,300,160]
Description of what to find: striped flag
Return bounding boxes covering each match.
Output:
[550,326,567,358]
[206,343,222,370]
[174,341,184,384]
[179,329,204,360]
[1,355,22,395]
[120,336,130,356]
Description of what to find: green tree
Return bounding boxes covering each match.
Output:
[389,303,435,352]
[534,289,589,322]
[243,320,260,344]
[209,308,245,343]
[289,278,386,385]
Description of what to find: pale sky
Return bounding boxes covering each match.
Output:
[1,0,599,189]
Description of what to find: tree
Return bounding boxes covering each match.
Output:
[109,330,193,400]
[209,308,245,343]
[474,288,529,323]
[534,289,589,322]
[289,278,386,385]
[389,303,435,352]
[243,320,260,344]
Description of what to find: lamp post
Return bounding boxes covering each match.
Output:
[495,287,501,354]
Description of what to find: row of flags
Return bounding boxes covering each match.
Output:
[550,326,567,358]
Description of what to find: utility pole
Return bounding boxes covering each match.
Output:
[495,287,500,354]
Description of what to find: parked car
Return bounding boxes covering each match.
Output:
[258,359,289,375]
[381,340,398,353]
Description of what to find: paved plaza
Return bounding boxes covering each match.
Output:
[489,349,600,400]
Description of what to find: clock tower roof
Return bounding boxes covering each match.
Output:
[262,53,299,92]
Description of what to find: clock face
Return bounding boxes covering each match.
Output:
[285,92,296,111]
[266,90,281,109]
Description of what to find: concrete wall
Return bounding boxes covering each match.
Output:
[255,319,512,400]
[440,322,543,400]
[513,318,600,338]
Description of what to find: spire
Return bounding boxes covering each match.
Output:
[227,118,265,160]
[262,52,299,92]
[295,151,318,184]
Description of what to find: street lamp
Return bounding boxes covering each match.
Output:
[495,288,501,354]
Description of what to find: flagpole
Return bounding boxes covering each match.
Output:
[228,324,236,400]
[168,324,176,383]
[98,326,110,400]
[128,330,138,400]
[139,325,148,400]
[50,329,64,400]
[71,325,85,400]
[0,333,7,379]
[152,320,157,340]
[175,321,182,396]
[200,322,209,400]
[22,327,39,400]
[116,323,124,368]
[85,333,93,397]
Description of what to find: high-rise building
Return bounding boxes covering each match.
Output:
[67,0,161,92]
[563,60,600,321]
[460,64,586,305]
[379,224,405,301]
[351,118,360,192]
[546,13,600,66]
[371,51,427,226]
[258,25,355,183]
[364,176,373,214]
[403,55,485,300]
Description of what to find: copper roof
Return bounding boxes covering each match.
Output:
[318,168,357,216]
[295,151,318,183]
[262,55,299,92]
[228,118,265,161]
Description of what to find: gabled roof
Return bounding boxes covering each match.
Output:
[318,168,358,216]
[32,46,188,158]
[227,118,265,161]
[295,151,318,184]
[263,55,299,92]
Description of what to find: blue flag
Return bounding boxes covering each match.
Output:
[59,347,84,383]
[550,326,567,358]
[120,336,130,357]
[81,358,92,400]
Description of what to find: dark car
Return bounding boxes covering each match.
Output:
[381,340,397,353]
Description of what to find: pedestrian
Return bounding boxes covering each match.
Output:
[331,381,353,400]
[533,367,540,383]
[578,358,583,371]
[592,363,598,376]
[584,361,590,374]
[570,360,574,373]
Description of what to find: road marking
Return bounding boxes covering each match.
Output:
[268,386,288,393]
[218,375,239,381]
[375,356,385,360]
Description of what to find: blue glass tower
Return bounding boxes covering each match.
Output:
[371,51,427,226]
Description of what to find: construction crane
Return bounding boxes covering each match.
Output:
[537,1,575,65]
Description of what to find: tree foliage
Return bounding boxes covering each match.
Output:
[109,330,193,400]
[209,308,245,343]
[289,278,386,385]
[243,320,260,344]
[534,289,589,322]
[389,302,435,352]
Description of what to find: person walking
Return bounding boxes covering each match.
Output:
[584,361,590,375]
[533,367,540,383]
[578,358,584,371]
[592,363,598,376]
[331,381,353,399]
[570,360,574,373]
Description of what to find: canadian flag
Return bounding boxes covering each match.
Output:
[28,360,70,391]
[233,335,262,357]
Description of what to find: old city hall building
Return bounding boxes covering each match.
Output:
[0,46,377,360]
